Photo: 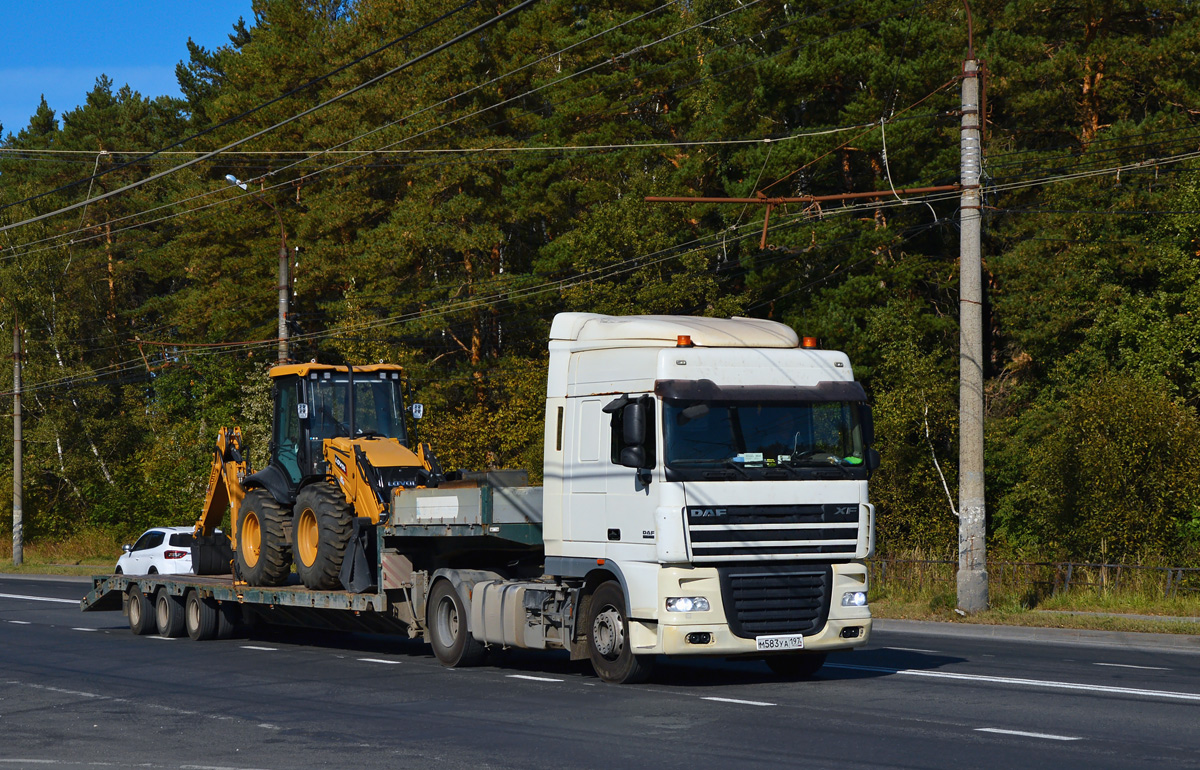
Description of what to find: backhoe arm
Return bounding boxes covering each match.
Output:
[194,426,248,538]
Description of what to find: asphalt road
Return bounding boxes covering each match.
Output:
[2,574,1200,770]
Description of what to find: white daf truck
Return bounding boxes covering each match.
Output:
[84,313,877,684]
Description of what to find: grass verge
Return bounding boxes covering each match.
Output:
[0,528,122,575]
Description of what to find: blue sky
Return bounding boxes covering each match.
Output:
[1,1,254,138]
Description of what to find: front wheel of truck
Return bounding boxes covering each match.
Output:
[587,581,654,684]
[426,579,486,668]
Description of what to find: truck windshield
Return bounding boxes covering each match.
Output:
[663,399,867,479]
[308,375,408,443]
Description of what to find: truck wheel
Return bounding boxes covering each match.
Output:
[587,581,654,684]
[154,588,186,638]
[127,586,155,636]
[216,601,241,640]
[185,590,219,641]
[293,482,354,590]
[236,489,292,586]
[765,652,827,679]
[426,579,486,667]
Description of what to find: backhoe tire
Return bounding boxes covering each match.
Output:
[236,489,292,587]
[185,590,219,641]
[155,588,186,638]
[426,579,486,668]
[293,482,355,590]
[127,586,155,636]
[587,581,654,684]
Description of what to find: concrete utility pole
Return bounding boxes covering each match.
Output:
[12,316,22,567]
[957,26,987,611]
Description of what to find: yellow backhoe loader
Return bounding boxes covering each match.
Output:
[193,363,442,589]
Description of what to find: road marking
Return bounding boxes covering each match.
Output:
[882,646,939,654]
[357,657,402,665]
[0,593,77,605]
[701,696,776,707]
[1094,662,1171,671]
[6,620,32,625]
[240,645,278,651]
[70,627,97,632]
[506,674,564,682]
[147,636,175,641]
[976,728,1081,742]
[828,663,1200,702]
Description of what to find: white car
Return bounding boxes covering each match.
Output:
[115,526,197,575]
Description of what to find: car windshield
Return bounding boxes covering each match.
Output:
[663,399,866,473]
[308,374,408,442]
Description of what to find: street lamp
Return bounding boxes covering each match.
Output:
[226,175,290,363]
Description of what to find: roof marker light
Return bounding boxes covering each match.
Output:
[802,336,818,349]
[677,335,694,348]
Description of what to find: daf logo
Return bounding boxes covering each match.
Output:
[688,508,727,518]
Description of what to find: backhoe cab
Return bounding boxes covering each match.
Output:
[194,363,441,590]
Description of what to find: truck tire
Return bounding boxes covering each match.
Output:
[587,581,654,684]
[127,586,155,636]
[236,489,292,586]
[765,652,827,679]
[426,579,486,668]
[293,482,354,590]
[155,588,186,638]
[216,601,241,640]
[185,590,219,641]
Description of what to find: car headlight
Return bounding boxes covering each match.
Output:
[665,596,710,613]
[841,591,867,607]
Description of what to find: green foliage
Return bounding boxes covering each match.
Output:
[2,0,1200,565]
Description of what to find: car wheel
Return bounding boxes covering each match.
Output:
[114,567,123,575]
[155,588,186,638]
[148,567,158,575]
[127,586,155,636]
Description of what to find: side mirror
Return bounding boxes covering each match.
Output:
[410,403,424,420]
[122,544,132,553]
[619,446,646,469]
[622,402,646,445]
[860,404,875,447]
[866,448,881,472]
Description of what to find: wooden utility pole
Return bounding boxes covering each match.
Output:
[957,7,988,613]
[12,315,22,567]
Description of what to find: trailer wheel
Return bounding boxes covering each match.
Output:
[127,586,155,636]
[293,482,354,590]
[765,652,827,680]
[154,588,186,638]
[236,489,292,586]
[216,601,241,640]
[185,590,219,641]
[587,581,654,684]
[426,579,486,668]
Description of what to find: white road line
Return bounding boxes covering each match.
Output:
[506,674,564,682]
[828,663,1200,702]
[146,636,175,641]
[6,620,32,625]
[882,646,940,654]
[976,728,1082,742]
[240,645,278,651]
[70,627,97,632]
[701,696,776,707]
[357,657,402,665]
[1094,662,1171,671]
[0,593,77,605]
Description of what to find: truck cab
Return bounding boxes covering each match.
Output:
[540,313,876,661]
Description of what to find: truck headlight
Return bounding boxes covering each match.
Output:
[841,591,867,607]
[665,597,710,612]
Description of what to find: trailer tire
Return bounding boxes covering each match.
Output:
[154,588,186,638]
[765,652,827,679]
[185,590,219,641]
[216,602,241,639]
[236,489,292,586]
[127,586,155,636]
[427,579,486,668]
[587,581,654,684]
[293,482,354,590]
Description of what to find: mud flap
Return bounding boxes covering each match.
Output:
[192,535,234,575]
[339,517,378,593]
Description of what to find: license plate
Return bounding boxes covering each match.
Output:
[755,634,804,651]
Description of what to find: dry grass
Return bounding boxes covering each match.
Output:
[0,528,123,575]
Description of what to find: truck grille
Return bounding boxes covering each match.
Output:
[685,504,860,563]
[718,564,832,638]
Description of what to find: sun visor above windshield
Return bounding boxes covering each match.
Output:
[655,378,867,402]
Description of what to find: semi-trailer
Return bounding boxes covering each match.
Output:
[82,313,878,683]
